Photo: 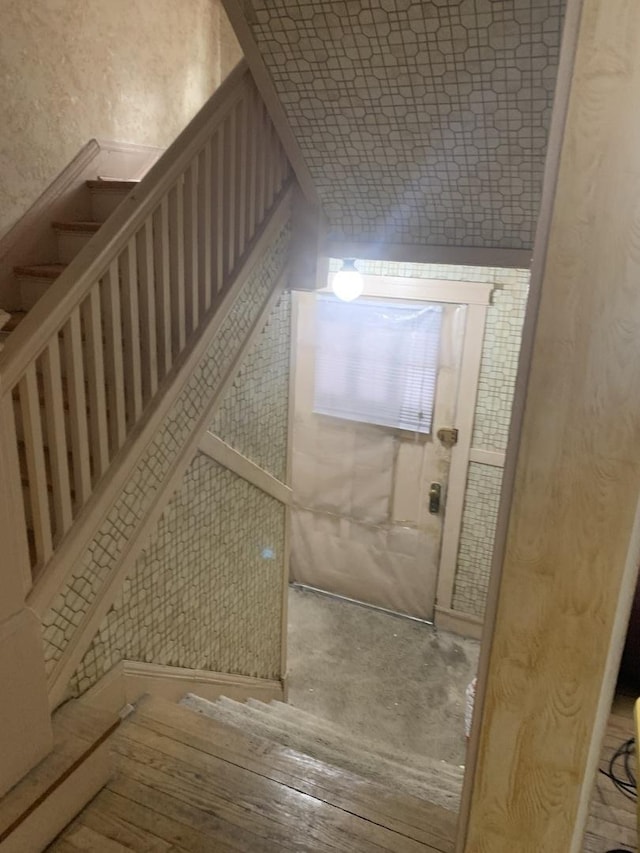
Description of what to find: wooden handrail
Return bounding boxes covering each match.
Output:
[0,60,249,394]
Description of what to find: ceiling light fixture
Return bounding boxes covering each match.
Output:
[332,258,364,302]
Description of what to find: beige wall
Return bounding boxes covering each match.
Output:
[0,0,242,238]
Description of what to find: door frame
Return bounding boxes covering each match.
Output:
[317,272,493,626]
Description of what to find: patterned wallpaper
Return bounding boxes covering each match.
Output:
[452,462,503,617]
[43,219,291,682]
[71,454,285,694]
[472,270,529,453]
[246,0,565,249]
[210,292,291,481]
[453,270,529,618]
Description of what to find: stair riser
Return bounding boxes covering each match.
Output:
[90,188,130,221]
[17,276,53,311]
[56,229,96,265]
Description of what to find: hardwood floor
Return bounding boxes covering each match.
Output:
[48,696,458,852]
[584,696,637,853]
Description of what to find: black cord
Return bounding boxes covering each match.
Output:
[598,737,637,803]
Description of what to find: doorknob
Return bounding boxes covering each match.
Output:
[429,482,442,514]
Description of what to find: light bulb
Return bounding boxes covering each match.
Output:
[332,258,363,302]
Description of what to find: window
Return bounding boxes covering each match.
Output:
[313,295,443,434]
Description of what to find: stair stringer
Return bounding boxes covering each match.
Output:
[32,201,292,709]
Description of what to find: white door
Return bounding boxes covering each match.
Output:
[289,283,476,621]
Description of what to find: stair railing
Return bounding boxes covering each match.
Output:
[0,59,291,584]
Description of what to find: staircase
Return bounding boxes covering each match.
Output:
[48,694,459,852]
[12,181,137,311]
[181,694,464,813]
[0,55,296,833]
[2,178,139,561]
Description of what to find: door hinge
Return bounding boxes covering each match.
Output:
[437,427,459,448]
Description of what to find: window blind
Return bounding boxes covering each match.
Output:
[313,295,443,434]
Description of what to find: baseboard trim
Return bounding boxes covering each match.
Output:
[434,606,484,641]
[79,660,285,715]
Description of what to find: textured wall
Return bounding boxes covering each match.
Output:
[453,270,529,617]
[245,0,564,248]
[210,293,291,482]
[70,286,292,694]
[43,219,291,683]
[71,455,285,693]
[0,0,242,238]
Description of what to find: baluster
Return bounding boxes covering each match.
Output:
[246,87,258,242]
[256,100,268,225]
[199,140,213,314]
[153,198,172,379]
[40,336,73,539]
[265,117,277,210]
[215,125,225,295]
[224,109,237,277]
[121,237,143,426]
[137,217,158,401]
[0,394,32,587]
[169,180,186,356]
[101,262,127,454]
[236,93,248,261]
[62,308,92,508]
[183,160,199,336]
[18,363,53,565]
[82,288,109,481]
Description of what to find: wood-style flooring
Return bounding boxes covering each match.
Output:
[48,695,458,852]
[584,696,637,852]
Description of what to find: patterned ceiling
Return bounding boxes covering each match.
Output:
[243,0,565,250]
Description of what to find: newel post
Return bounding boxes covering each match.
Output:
[0,391,53,796]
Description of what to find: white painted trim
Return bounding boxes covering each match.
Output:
[77,661,126,716]
[468,448,506,467]
[434,606,484,641]
[78,660,284,716]
[281,290,298,685]
[220,1,321,211]
[28,185,293,620]
[198,431,291,504]
[122,661,284,707]
[47,265,290,709]
[0,139,162,311]
[324,240,532,270]
[323,274,493,306]
[436,303,489,613]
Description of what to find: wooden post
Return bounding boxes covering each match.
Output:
[0,397,53,796]
[464,1,640,851]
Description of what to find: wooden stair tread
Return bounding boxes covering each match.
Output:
[86,179,139,191]
[0,310,26,332]
[0,700,118,840]
[52,221,102,233]
[14,263,66,279]
[124,695,457,852]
